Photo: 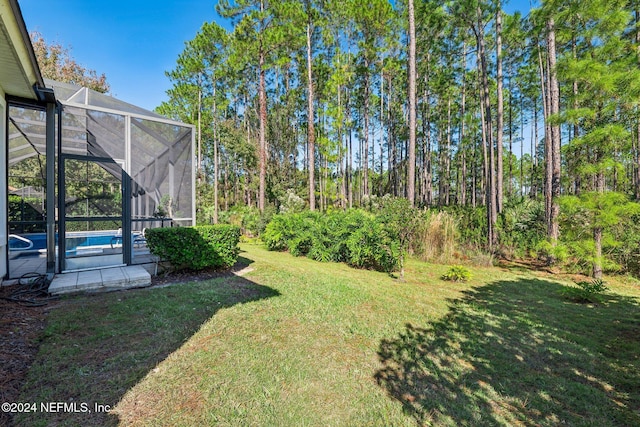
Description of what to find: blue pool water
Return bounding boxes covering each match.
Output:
[9,232,128,252]
[8,233,48,251]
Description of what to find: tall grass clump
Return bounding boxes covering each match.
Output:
[412,210,458,263]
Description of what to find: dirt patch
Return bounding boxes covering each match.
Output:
[0,285,51,427]
[150,259,253,287]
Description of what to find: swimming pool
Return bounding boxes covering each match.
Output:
[8,231,145,255]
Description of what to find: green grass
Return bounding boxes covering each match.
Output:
[16,244,640,426]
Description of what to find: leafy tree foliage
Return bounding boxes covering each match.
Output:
[158,0,640,278]
[30,32,109,92]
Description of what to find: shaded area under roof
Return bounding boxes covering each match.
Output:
[0,0,45,99]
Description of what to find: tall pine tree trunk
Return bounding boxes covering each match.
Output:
[424,71,433,206]
[479,70,488,208]
[379,69,385,195]
[363,61,370,197]
[636,10,640,200]
[347,92,353,208]
[531,96,539,199]
[539,41,553,240]
[339,86,347,209]
[496,4,504,214]
[593,226,603,279]
[197,85,202,178]
[593,164,605,279]
[475,8,497,250]
[445,97,452,205]
[306,20,316,211]
[520,95,525,198]
[547,18,561,245]
[258,47,267,213]
[460,42,467,206]
[407,0,417,206]
[213,85,219,224]
[391,76,399,196]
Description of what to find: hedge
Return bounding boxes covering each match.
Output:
[145,225,241,271]
[262,211,400,273]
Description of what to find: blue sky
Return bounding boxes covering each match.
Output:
[19,0,225,112]
[19,0,533,113]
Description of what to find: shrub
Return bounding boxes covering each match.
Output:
[345,218,400,273]
[278,189,306,214]
[561,279,609,304]
[448,205,487,250]
[263,210,399,273]
[608,212,640,278]
[559,192,640,278]
[146,225,240,272]
[262,212,321,252]
[195,225,241,267]
[535,240,569,265]
[217,205,275,237]
[498,198,546,258]
[310,210,370,263]
[441,265,472,282]
[261,214,293,251]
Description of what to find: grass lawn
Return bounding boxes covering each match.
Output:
[15,243,640,426]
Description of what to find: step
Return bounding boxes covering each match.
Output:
[48,265,151,295]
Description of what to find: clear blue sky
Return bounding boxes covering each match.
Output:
[19,0,533,113]
[19,0,225,112]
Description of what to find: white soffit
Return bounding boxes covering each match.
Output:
[0,0,41,99]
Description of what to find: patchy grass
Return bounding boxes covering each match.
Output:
[14,262,278,427]
[16,244,640,426]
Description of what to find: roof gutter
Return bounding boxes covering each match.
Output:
[33,84,56,103]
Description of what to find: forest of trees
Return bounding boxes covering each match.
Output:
[154,0,640,278]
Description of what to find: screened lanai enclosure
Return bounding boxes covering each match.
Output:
[7,79,194,278]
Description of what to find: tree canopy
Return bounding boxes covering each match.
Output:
[30,32,110,93]
[159,0,640,278]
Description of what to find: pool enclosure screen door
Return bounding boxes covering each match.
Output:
[60,154,126,271]
[6,80,194,279]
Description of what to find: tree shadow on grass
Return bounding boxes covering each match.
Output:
[14,269,278,427]
[375,278,640,426]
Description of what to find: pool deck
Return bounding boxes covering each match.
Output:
[48,265,151,295]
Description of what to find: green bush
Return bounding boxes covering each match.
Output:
[561,279,609,304]
[146,225,240,271]
[261,215,289,251]
[609,212,640,278]
[498,198,546,258]
[447,205,486,250]
[262,212,321,252]
[441,265,472,282]
[216,205,275,237]
[263,210,399,273]
[345,220,399,272]
[309,210,371,263]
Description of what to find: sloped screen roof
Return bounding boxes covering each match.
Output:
[8,79,195,224]
[46,79,166,119]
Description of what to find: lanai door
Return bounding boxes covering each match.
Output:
[60,155,128,272]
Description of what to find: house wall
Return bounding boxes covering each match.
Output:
[0,88,7,279]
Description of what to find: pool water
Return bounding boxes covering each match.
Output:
[9,231,140,253]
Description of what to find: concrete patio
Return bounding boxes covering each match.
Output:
[48,265,151,295]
